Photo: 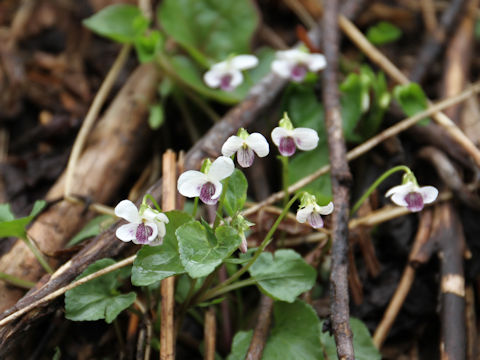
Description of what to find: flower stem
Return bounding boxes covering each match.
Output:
[213,177,230,230]
[350,165,412,216]
[23,235,53,274]
[0,272,35,289]
[192,197,199,218]
[280,156,289,208]
[197,193,302,303]
[144,194,161,211]
[201,277,257,301]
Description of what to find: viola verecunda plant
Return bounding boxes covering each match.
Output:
[115,200,169,245]
[271,48,326,82]
[177,156,235,205]
[296,193,334,228]
[271,113,319,156]
[386,181,438,212]
[203,54,259,91]
[221,128,269,168]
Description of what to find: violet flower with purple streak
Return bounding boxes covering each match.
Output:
[271,113,319,156]
[203,55,258,91]
[271,48,326,82]
[386,181,438,212]
[177,156,234,205]
[115,200,168,246]
[222,128,269,168]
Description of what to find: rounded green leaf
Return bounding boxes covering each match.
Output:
[65,258,136,323]
[177,221,242,278]
[366,21,402,45]
[249,249,316,302]
[131,211,192,286]
[158,0,259,64]
[224,169,248,216]
[83,4,149,43]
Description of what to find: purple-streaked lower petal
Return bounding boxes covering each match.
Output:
[116,223,138,242]
[208,156,234,181]
[246,133,269,157]
[307,54,327,71]
[237,147,255,168]
[115,200,141,223]
[308,212,324,228]
[296,205,314,224]
[290,64,308,82]
[271,59,292,78]
[279,137,296,156]
[199,182,221,205]
[420,186,438,204]
[231,55,259,70]
[222,135,244,157]
[220,74,234,91]
[293,128,319,151]
[133,222,158,245]
[404,192,424,212]
[317,201,334,215]
[177,171,209,198]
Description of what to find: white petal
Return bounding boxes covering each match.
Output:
[211,180,223,200]
[207,156,235,181]
[316,202,334,215]
[229,70,243,88]
[114,200,141,223]
[276,49,303,61]
[146,221,158,241]
[296,204,314,223]
[292,128,319,151]
[271,59,292,78]
[156,221,167,238]
[307,54,327,71]
[419,186,438,204]
[231,55,259,70]
[390,192,409,207]
[222,136,244,156]
[177,170,209,198]
[385,182,415,198]
[271,127,291,146]
[203,69,222,88]
[116,223,138,242]
[245,133,269,157]
[156,212,169,224]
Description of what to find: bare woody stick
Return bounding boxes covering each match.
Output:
[245,295,274,360]
[322,0,354,358]
[204,307,216,360]
[160,150,177,360]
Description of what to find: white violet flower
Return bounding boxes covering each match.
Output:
[272,48,326,82]
[222,128,269,167]
[296,193,334,229]
[177,156,235,205]
[385,180,438,212]
[204,55,259,91]
[115,200,169,246]
[271,113,319,156]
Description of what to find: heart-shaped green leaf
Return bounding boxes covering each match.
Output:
[249,249,316,302]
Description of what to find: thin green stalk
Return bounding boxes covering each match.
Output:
[280,156,289,208]
[144,194,161,212]
[0,272,35,289]
[213,177,230,229]
[197,193,302,303]
[200,277,256,302]
[24,235,53,274]
[350,165,412,216]
[192,197,199,218]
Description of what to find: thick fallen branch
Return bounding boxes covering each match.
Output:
[245,295,274,360]
[0,63,158,313]
[322,0,354,358]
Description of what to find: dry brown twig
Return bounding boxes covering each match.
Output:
[160,150,177,360]
[322,0,354,358]
[204,307,216,360]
